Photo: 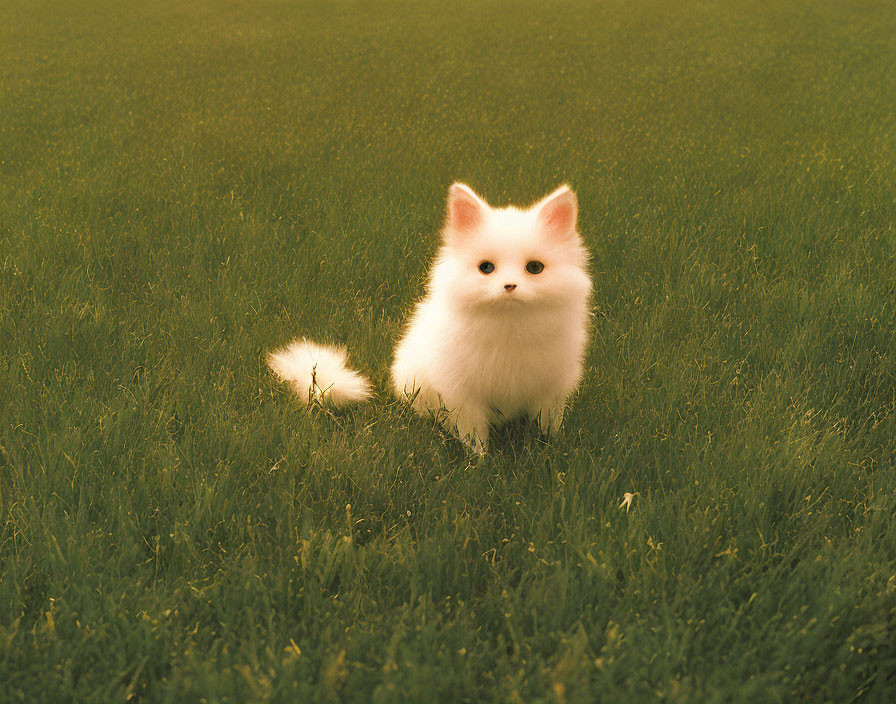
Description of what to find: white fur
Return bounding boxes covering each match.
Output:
[391,183,592,452]
[268,338,371,405]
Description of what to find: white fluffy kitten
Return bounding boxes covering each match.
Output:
[268,183,592,452]
[391,183,592,452]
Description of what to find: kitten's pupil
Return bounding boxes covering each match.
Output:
[479,261,495,274]
[526,260,544,274]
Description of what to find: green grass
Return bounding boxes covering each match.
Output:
[2,0,895,701]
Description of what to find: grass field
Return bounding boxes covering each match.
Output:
[2,0,896,701]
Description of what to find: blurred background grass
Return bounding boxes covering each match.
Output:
[2,0,895,701]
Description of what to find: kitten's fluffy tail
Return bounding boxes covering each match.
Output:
[267,338,372,405]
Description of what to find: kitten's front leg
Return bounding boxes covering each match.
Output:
[450,405,489,454]
[534,401,566,437]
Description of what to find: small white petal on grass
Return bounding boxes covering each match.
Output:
[618,492,637,511]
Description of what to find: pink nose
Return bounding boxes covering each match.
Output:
[504,284,517,291]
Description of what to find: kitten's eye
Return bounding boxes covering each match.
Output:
[526,260,544,274]
[479,261,495,274]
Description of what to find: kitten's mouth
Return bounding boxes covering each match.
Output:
[496,294,525,305]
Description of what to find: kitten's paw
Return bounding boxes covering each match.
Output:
[462,440,487,456]
[452,408,489,454]
[459,428,488,455]
[536,404,565,437]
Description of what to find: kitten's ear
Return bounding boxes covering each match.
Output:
[446,183,487,238]
[536,185,578,240]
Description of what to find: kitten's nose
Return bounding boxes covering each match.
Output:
[504,284,517,292]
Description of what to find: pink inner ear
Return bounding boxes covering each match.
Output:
[538,189,577,238]
[448,185,485,233]
[451,198,482,231]
[542,201,575,233]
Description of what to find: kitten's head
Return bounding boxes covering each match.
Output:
[430,183,591,311]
